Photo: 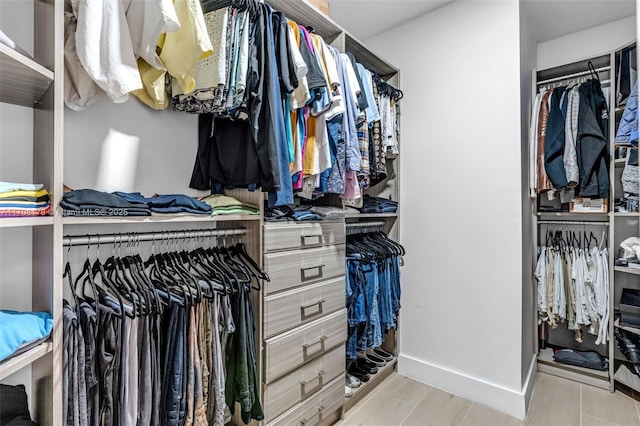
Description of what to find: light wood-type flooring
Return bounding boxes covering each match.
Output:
[339,372,640,426]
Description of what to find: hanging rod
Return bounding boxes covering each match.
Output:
[63,228,245,247]
[538,220,609,226]
[537,66,610,86]
[346,220,386,229]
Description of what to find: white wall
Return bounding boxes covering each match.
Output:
[537,15,635,70]
[363,0,529,418]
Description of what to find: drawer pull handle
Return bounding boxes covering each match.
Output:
[300,370,325,397]
[302,335,327,360]
[300,299,325,320]
[301,235,322,247]
[300,406,325,426]
[301,265,325,282]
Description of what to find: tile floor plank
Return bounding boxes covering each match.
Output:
[523,373,581,426]
[582,383,639,426]
[582,414,622,426]
[340,374,432,426]
[460,403,523,426]
[400,388,472,426]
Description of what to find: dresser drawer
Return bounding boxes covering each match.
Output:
[264,245,345,295]
[264,221,345,252]
[264,277,345,338]
[264,345,344,422]
[267,375,344,426]
[265,309,346,383]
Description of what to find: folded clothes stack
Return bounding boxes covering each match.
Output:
[201,195,260,216]
[0,384,37,426]
[0,182,50,217]
[264,205,325,222]
[360,195,398,214]
[61,189,151,216]
[114,192,212,214]
[0,310,53,363]
[309,206,347,219]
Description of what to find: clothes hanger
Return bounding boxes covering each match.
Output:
[588,61,600,82]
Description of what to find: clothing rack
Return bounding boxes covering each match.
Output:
[346,221,386,235]
[538,221,610,226]
[536,65,611,86]
[63,228,246,247]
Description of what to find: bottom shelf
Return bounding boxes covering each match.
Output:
[344,356,397,412]
[537,348,610,389]
[614,363,640,393]
[0,342,52,381]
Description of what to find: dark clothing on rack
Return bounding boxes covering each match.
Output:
[298,30,326,91]
[271,11,297,96]
[544,86,569,188]
[0,384,37,426]
[346,52,369,112]
[577,79,610,199]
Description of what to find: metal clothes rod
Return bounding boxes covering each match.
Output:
[538,221,609,226]
[537,66,610,86]
[63,228,245,247]
[346,221,386,229]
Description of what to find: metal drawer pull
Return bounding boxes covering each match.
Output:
[300,299,325,320]
[301,235,322,247]
[300,406,325,426]
[301,265,325,281]
[300,370,325,397]
[302,335,326,360]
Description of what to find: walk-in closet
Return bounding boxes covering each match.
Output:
[1,0,639,425]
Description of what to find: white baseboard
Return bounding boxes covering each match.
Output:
[397,354,537,420]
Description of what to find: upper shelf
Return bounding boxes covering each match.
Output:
[62,214,261,225]
[0,43,54,107]
[265,0,398,78]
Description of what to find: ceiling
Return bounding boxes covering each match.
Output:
[326,0,636,42]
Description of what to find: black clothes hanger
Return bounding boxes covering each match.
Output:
[588,61,600,82]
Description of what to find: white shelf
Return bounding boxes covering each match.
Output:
[0,342,52,381]
[613,212,639,217]
[0,216,54,228]
[615,158,627,167]
[537,348,609,389]
[0,43,53,107]
[62,214,260,225]
[614,319,640,336]
[614,266,640,276]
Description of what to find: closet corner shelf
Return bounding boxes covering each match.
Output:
[537,348,609,389]
[0,342,53,381]
[345,213,398,219]
[0,43,54,107]
[344,356,398,411]
[613,212,640,218]
[614,266,640,276]
[61,214,260,225]
[0,216,54,228]
[614,363,640,393]
[614,319,640,336]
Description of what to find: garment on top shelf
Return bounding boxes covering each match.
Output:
[0,182,44,193]
[0,310,53,363]
[201,194,260,215]
[113,192,212,214]
[60,189,152,216]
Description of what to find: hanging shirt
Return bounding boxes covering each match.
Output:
[124,0,181,70]
[73,0,142,103]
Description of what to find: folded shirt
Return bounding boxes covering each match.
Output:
[61,189,151,216]
[0,182,44,193]
[0,195,49,203]
[0,310,53,363]
[114,192,212,215]
[0,189,49,200]
[0,201,49,208]
[201,195,260,215]
[310,206,347,219]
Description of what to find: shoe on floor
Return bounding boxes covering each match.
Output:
[345,385,353,397]
[372,347,394,360]
[346,374,361,388]
[347,363,370,382]
[355,357,378,374]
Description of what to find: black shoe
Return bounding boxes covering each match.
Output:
[355,358,378,374]
[365,352,387,366]
[373,347,394,360]
[347,363,370,382]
